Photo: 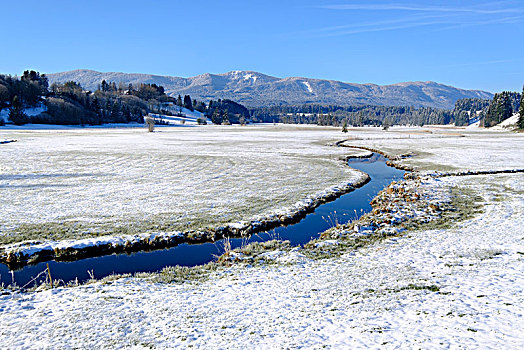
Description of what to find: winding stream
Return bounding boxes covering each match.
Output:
[0,154,404,287]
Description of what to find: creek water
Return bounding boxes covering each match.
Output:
[0,154,405,287]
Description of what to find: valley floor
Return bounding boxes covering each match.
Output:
[0,125,523,349]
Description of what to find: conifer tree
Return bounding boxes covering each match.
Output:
[9,96,29,125]
[222,110,230,125]
[211,108,222,124]
[485,92,513,127]
[519,86,524,129]
[342,119,348,133]
[183,95,193,111]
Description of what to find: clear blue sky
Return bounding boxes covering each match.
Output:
[2,0,523,92]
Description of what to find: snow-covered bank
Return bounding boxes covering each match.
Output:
[0,126,522,348]
[150,106,211,126]
[0,172,522,348]
[490,113,521,130]
[0,125,365,247]
[1,170,368,267]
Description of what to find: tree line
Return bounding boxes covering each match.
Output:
[250,104,454,127]
[1,71,167,125]
[2,70,522,129]
[0,71,252,126]
[250,89,524,130]
[483,91,521,127]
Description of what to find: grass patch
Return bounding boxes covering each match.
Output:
[397,284,440,292]
[303,232,386,260]
[236,240,289,257]
[0,214,221,245]
[135,262,218,284]
[304,184,484,262]
[402,186,483,231]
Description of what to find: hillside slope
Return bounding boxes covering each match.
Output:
[47,69,493,109]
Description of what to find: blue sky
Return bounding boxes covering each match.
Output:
[1,0,523,92]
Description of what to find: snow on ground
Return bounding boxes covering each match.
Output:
[156,106,211,126]
[0,173,522,348]
[341,126,524,172]
[0,104,47,124]
[490,113,520,131]
[302,81,313,93]
[466,119,480,129]
[23,104,47,117]
[0,124,363,244]
[0,108,9,123]
[0,125,522,348]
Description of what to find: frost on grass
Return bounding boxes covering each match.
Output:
[0,125,365,246]
[340,126,524,172]
[0,173,522,349]
[0,127,523,348]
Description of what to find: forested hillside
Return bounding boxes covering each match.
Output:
[484,91,521,127]
[250,91,523,129]
[0,71,252,126]
[2,71,522,129]
[48,69,493,109]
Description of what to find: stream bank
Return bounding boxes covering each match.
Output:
[0,153,405,287]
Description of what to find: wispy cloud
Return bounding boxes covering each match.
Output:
[310,20,448,37]
[322,3,519,15]
[296,13,449,35]
[290,2,524,38]
[431,15,523,31]
[442,59,523,68]
[283,13,458,38]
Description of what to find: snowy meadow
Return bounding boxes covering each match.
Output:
[0,124,522,348]
[0,124,362,245]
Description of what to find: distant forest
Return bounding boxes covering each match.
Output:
[1,70,523,129]
[250,91,523,128]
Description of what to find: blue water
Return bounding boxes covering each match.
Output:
[0,154,404,287]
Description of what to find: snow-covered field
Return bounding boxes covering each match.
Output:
[150,106,211,126]
[0,125,523,348]
[0,124,363,245]
[342,126,524,172]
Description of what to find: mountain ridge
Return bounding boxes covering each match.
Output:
[47,69,493,109]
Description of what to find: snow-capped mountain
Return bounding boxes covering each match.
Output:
[47,69,493,109]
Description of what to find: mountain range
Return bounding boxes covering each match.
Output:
[47,69,493,109]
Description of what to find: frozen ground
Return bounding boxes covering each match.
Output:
[0,125,523,348]
[0,124,363,244]
[341,126,524,172]
[151,106,211,125]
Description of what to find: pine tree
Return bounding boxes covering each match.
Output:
[222,110,230,125]
[9,96,29,125]
[485,92,513,127]
[111,101,122,122]
[211,108,222,124]
[183,95,193,111]
[519,86,524,129]
[342,119,348,133]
